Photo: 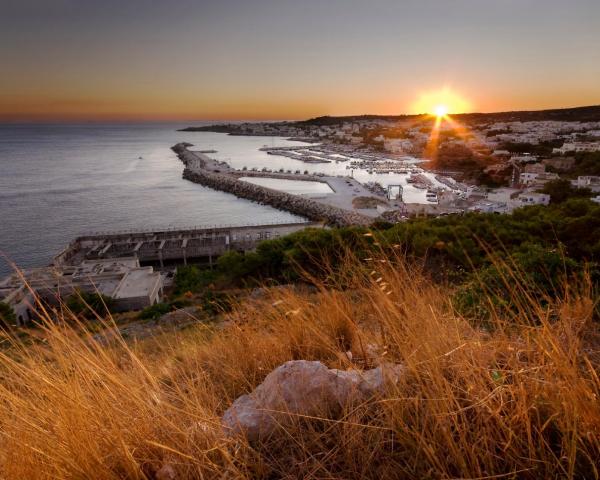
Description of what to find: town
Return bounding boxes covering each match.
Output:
[183,106,600,216]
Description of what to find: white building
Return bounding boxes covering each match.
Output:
[553,142,600,154]
[492,150,511,157]
[575,176,600,192]
[469,201,510,214]
[487,188,521,204]
[517,192,550,207]
[519,171,559,187]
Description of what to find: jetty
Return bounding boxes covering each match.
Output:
[172,143,378,227]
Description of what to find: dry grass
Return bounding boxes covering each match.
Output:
[0,252,598,479]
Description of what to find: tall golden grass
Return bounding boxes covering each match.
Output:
[0,251,598,479]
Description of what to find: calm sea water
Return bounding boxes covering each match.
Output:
[0,123,306,277]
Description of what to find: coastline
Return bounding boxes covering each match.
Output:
[172,143,374,227]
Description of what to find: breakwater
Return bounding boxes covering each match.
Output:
[172,143,372,227]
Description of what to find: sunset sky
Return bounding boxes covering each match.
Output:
[1,0,599,121]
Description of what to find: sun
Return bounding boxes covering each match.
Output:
[434,104,448,118]
[411,87,471,116]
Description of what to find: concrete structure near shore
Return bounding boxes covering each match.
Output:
[0,258,163,326]
[2,222,317,326]
[54,222,318,269]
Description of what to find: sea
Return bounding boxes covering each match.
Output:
[0,123,309,277]
[0,123,440,278]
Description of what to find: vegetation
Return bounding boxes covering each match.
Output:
[139,302,172,320]
[1,201,599,477]
[65,291,114,319]
[199,290,232,315]
[0,302,16,328]
[201,201,600,295]
[297,105,600,126]
[500,139,563,156]
[0,251,598,478]
[174,265,218,295]
[539,178,593,203]
[453,243,582,323]
[571,151,600,177]
[433,143,480,170]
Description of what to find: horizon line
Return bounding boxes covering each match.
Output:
[1,103,599,125]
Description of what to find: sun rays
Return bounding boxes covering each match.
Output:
[411,87,471,116]
[411,88,473,163]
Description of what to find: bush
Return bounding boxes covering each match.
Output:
[168,298,193,310]
[539,178,592,203]
[572,151,600,176]
[0,302,17,328]
[65,291,114,319]
[1,251,599,478]
[200,291,232,315]
[174,266,217,295]
[216,251,262,281]
[139,302,171,320]
[453,244,580,324]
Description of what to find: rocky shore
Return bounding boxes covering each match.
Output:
[172,143,372,227]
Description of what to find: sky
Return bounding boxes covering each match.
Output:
[1,0,599,121]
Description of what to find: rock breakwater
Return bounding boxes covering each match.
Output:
[172,143,372,227]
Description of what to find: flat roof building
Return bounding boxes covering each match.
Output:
[0,258,163,326]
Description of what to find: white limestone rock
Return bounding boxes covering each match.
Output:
[222,359,403,441]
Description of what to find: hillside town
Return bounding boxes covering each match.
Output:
[186,113,600,215]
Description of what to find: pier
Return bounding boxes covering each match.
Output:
[173,143,380,226]
[53,222,319,269]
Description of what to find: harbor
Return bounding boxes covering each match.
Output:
[174,143,380,226]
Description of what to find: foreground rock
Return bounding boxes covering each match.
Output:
[222,360,404,441]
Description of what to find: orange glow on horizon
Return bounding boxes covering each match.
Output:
[411,87,471,115]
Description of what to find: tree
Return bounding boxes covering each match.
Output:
[573,151,600,176]
[174,265,217,294]
[66,291,114,319]
[539,179,591,204]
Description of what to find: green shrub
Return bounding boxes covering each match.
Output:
[65,291,114,319]
[453,245,580,324]
[174,266,218,295]
[139,302,171,320]
[167,203,600,305]
[0,302,17,328]
[200,291,232,315]
[539,179,592,203]
[168,298,193,309]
